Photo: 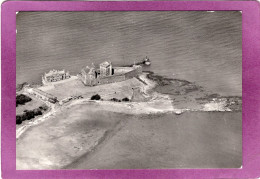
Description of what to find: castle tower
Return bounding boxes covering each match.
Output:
[109,61,112,76]
[100,61,112,77]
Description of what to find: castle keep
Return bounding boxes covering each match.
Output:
[79,61,142,86]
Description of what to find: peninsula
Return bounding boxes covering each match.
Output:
[16,58,242,169]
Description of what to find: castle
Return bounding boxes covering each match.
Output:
[79,61,142,86]
[42,69,70,84]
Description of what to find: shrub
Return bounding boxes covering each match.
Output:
[111,98,120,102]
[16,106,45,125]
[16,116,22,124]
[122,97,130,102]
[25,111,35,120]
[21,114,27,121]
[91,94,101,100]
[33,108,42,116]
[39,105,48,111]
[16,94,32,106]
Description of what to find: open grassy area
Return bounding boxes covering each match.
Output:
[39,77,145,101]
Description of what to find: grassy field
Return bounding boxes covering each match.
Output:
[39,77,145,101]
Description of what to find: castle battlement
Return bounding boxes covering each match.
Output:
[79,61,142,86]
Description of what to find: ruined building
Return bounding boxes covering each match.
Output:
[42,69,70,84]
[79,61,142,86]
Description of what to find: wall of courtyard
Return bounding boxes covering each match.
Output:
[124,68,142,79]
[97,74,126,84]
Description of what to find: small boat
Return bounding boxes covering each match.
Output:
[145,61,151,65]
[143,56,151,66]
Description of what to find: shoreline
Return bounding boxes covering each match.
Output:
[16,103,56,139]
[16,71,242,139]
[16,71,242,169]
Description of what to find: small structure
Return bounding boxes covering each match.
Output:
[143,56,151,66]
[100,61,113,77]
[131,87,146,102]
[27,88,58,103]
[79,61,142,86]
[42,69,70,84]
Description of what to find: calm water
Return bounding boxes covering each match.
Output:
[16,11,242,96]
[65,110,242,169]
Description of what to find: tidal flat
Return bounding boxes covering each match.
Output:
[16,102,241,169]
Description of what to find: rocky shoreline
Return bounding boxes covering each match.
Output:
[145,71,242,112]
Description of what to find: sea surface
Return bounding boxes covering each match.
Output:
[16,11,242,96]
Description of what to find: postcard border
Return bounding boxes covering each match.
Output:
[2,1,260,178]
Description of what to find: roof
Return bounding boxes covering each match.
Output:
[100,61,110,68]
[82,66,90,74]
[45,69,66,76]
[91,63,96,69]
[82,66,95,74]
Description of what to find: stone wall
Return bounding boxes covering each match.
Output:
[80,65,142,86]
[125,67,142,79]
[97,74,126,85]
[113,67,133,75]
[27,88,58,103]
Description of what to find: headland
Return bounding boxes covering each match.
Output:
[16,59,242,169]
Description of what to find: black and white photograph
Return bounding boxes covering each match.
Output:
[16,11,242,169]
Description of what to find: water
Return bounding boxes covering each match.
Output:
[16,11,242,96]
[66,111,242,169]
